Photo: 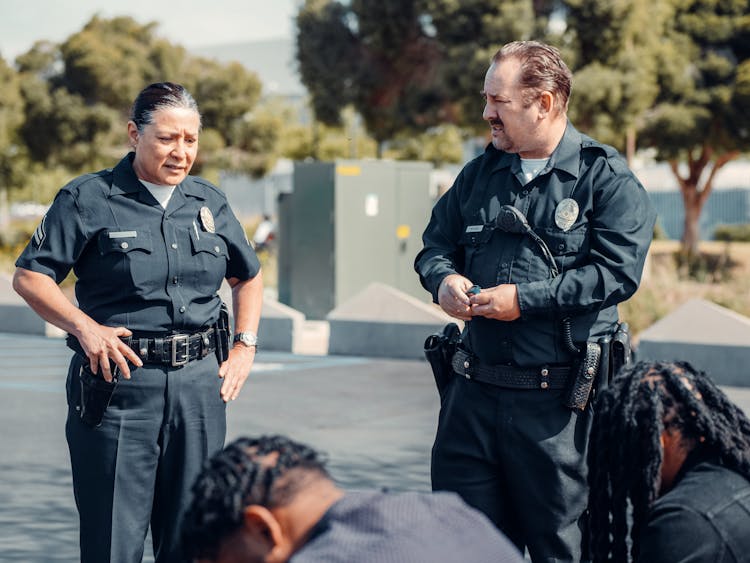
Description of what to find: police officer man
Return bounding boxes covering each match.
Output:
[415,41,656,561]
[14,83,263,562]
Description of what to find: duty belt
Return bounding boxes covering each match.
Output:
[126,327,217,367]
[451,349,571,390]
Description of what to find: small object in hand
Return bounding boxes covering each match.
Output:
[467,285,481,296]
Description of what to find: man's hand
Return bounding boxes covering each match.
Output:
[218,345,256,402]
[469,284,521,321]
[77,323,143,382]
[438,274,475,321]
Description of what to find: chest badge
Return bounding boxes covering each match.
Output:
[199,206,216,233]
[554,198,579,232]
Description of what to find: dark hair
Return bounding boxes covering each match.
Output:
[181,435,331,560]
[129,82,201,132]
[587,361,750,562]
[492,41,572,113]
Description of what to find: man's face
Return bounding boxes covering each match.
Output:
[482,58,546,157]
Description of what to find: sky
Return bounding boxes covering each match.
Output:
[0,0,300,61]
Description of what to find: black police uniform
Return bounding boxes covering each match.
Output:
[415,124,656,561]
[292,490,525,563]
[638,452,750,563]
[16,153,260,563]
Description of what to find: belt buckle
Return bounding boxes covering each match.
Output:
[171,334,190,367]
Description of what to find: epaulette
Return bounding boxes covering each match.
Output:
[581,136,629,175]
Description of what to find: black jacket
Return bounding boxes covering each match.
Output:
[638,453,750,563]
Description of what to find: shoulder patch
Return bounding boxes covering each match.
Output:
[32,215,47,248]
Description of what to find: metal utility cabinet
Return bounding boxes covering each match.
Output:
[278,160,434,320]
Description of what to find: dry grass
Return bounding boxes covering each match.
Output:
[620,240,750,340]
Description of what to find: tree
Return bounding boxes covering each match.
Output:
[297,0,446,156]
[296,0,561,151]
[637,0,750,259]
[566,0,750,259]
[10,15,279,183]
[565,0,662,160]
[0,56,26,202]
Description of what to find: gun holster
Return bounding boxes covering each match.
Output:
[611,322,632,377]
[66,334,119,428]
[564,341,602,411]
[424,323,461,398]
[215,302,230,363]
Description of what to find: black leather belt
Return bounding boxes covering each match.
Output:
[451,349,571,390]
[126,327,217,367]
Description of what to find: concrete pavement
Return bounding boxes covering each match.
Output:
[2,332,749,562]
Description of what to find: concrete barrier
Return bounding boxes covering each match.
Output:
[258,298,306,353]
[0,275,65,337]
[327,282,457,359]
[637,299,750,387]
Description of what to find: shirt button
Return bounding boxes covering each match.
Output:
[172,277,178,285]
[522,190,529,196]
[171,243,178,249]
[120,242,129,249]
[558,243,565,251]
[179,306,186,313]
[501,262,508,268]
[214,246,221,253]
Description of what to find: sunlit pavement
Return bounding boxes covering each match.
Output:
[2,333,749,562]
[0,333,438,562]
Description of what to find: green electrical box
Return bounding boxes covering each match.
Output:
[278,160,434,320]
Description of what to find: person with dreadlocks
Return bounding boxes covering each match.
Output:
[587,360,750,562]
[181,434,524,563]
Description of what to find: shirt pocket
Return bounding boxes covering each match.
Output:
[188,228,228,294]
[97,229,155,294]
[459,227,494,287]
[541,226,589,274]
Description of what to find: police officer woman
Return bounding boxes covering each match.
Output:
[13,82,263,563]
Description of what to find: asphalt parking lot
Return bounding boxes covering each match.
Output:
[2,332,749,562]
[0,333,438,562]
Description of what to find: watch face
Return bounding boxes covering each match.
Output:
[235,332,257,346]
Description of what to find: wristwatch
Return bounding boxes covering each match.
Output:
[232,332,258,348]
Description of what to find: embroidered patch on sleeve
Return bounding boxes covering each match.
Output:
[32,215,47,248]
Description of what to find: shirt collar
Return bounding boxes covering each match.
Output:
[489,121,582,179]
[109,152,206,201]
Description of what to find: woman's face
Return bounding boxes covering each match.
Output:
[128,107,200,186]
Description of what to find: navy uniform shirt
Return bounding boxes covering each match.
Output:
[638,454,750,563]
[16,153,260,334]
[292,490,524,563]
[415,124,656,366]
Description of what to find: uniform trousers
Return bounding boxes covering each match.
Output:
[432,374,592,563]
[65,353,226,563]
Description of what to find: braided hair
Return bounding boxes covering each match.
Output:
[181,435,331,560]
[587,360,750,562]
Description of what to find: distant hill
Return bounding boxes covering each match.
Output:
[191,37,305,96]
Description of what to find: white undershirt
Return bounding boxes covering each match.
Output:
[140,180,177,209]
[520,157,550,185]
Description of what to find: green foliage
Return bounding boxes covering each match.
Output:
[637,0,750,157]
[296,0,551,144]
[714,224,750,242]
[385,125,465,166]
[60,16,163,109]
[0,14,281,199]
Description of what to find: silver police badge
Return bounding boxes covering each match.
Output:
[554,198,579,232]
[199,206,216,233]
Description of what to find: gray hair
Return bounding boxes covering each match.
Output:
[129,82,201,132]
